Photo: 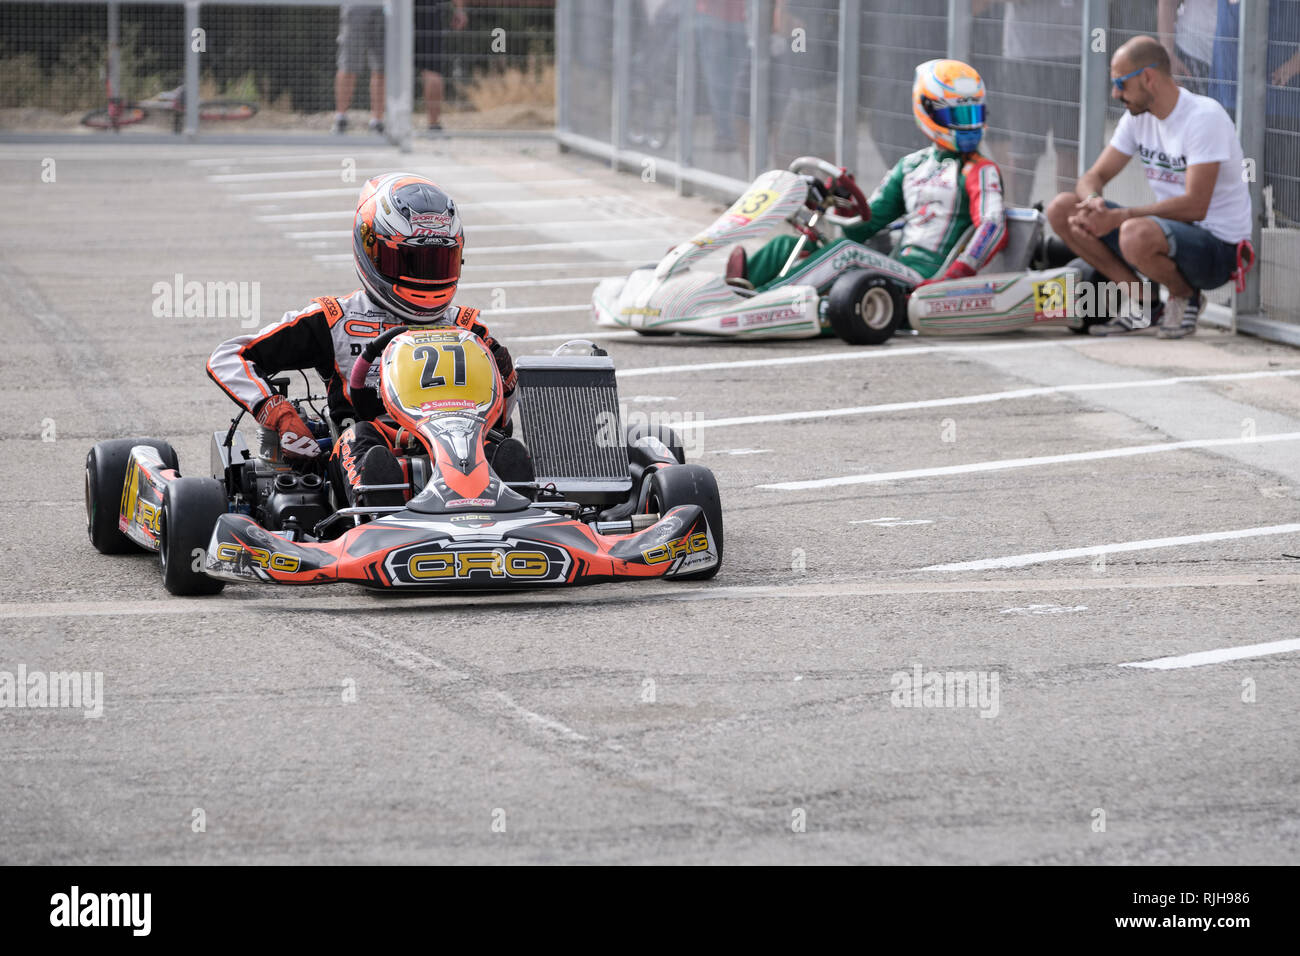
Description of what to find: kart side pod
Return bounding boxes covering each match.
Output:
[906,266,1086,336]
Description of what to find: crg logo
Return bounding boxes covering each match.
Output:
[384,540,572,585]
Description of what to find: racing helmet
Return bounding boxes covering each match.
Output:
[354,172,464,322]
[912,59,986,154]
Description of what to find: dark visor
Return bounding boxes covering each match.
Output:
[375,239,462,283]
[926,100,984,130]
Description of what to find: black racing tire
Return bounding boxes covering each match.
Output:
[827,271,904,345]
[632,327,673,337]
[159,477,227,596]
[646,464,723,578]
[626,421,685,465]
[85,438,180,554]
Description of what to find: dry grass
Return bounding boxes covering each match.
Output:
[460,61,554,112]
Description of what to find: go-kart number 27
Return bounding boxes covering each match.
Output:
[413,344,467,388]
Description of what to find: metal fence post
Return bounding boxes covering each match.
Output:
[1078,0,1108,177]
[384,0,414,149]
[612,0,632,170]
[183,2,200,138]
[836,0,860,172]
[676,0,696,193]
[946,0,970,62]
[750,0,773,179]
[1236,0,1268,317]
[555,0,571,135]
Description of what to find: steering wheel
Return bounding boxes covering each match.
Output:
[348,324,408,391]
[787,156,870,225]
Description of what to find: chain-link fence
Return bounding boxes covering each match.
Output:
[555,0,1300,340]
[0,0,554,139]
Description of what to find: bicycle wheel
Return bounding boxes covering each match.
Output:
[80,104,147,129]
[198,100,258,121]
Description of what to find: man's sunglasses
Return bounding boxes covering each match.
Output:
[1112,63,1158,92]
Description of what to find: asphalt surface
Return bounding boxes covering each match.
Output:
[1,138,1298,864]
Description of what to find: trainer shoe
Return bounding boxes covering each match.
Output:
[330,113,348,135]
[368,117,384,135]
[1088,298,1163,336]
[1157,290,1205,339]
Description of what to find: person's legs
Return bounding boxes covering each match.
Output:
[1045,192,1143,286]
[335,72,356,115]
[370,72,385,123]
[422,70,444,126]
[330,421,405,509]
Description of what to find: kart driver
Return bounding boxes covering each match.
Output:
[207,172,518,510]
[734,59,1008,291]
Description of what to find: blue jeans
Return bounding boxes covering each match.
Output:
[1098,202,1239,291]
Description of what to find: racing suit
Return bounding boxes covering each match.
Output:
[207,287,516,506]
[746,145,1008,288]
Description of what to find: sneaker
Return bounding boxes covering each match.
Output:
[330,113,348,135]
[1157,290,1205,339]
[368,117,384,135]
[1088,299,1163,336]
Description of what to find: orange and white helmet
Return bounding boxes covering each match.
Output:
[912,59,986,154]
[354,172,464,322]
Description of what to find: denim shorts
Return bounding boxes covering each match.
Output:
[1098,202,1239,291]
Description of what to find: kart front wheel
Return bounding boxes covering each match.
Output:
[159,477,227,596]
[85,438,179,554]
[646,464,723,577]
[827,271,904,345]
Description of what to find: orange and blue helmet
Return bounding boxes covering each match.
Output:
[912,59,986,154]
[353,172,464,322]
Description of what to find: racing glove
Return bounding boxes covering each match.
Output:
[256,394,321,459]
[913,261,976,290]
[457,314,518,396]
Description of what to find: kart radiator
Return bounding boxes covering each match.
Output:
[515,352,632,503]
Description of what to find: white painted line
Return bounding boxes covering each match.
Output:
[460,276,618,290]
[257,210,354,223]
[684,369,1300,431]
[851,517,935,526]
[761,433,1300,492]
[237,180,594,202]
[1120,638,1300,670]
[920,523,1300,572]
[462,261,649,274]
[209,168,357,183]
[313,238,663,262]
[289,222,673,241]
[481,304,591,316]
[509,330,636,343]
[616,337,1128,378]
[708,448,772,456]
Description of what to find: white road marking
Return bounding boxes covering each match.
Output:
[458,276,619,290]
[1120,638,1300,670]
[462,261,650,274]
[684,369,1300,431]
[1000,604,1088,615]
[616,337,1128,378]
[288,224,665,243]
[851,517,935,527]
[5,574,1298,620]
[627,395,677,402]
[481,304,592,316]
[208,168,361,183]
[760,433,1300,492]
[919,523,1300,572]
[314,237,664,262]
[708,448,772,456]
[236,180,594,202]
[508,330,636,342]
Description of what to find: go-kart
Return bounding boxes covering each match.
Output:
[592,156,1108,345]
[85,331,723,595]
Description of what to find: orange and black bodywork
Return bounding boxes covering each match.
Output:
[202,329,721,589]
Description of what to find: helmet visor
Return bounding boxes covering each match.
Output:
[929,102,984,130]
[375,238,462,284]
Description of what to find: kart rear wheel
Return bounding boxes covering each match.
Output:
[646,464,723,578]
[159,477,227,596]
[1065,259,1108,334]
[827,271,903,345]
[85,438,179,554]
[627,422,685,465]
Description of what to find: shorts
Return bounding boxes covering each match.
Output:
[415,0,449,77]
[338,5,384,75]
[1098,202,1240,291]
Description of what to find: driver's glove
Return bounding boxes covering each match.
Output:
[256,394,321,459]
[802,174,830,210]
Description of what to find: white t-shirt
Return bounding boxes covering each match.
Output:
[1110,88,1253,243]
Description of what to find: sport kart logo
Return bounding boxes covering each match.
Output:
[409,211,454,235]
[384,540,572,585]
[447,497,496,508]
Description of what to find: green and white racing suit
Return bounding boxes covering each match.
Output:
[746,145,1008,289]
